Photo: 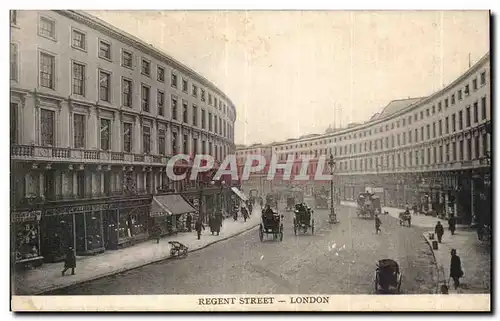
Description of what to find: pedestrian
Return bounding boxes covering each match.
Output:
[61,246,76,276]
[449,249,464,289]
[375,214,382,234]
[186,214,192,232]
[195,219,205,240]
[152,224,161,244]
[435,221,444,243]
[448,215,456,235]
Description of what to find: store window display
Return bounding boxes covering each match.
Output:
[14,221,40,261]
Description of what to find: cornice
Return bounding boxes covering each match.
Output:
[55,10,237,116]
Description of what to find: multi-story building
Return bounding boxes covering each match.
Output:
[10,10,237,266]
[235,143,273,194]
[250,53,491,225]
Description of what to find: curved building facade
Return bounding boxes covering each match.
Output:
[241,53,491,226]
[10,10,237,264]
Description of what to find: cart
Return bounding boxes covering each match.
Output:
[293,204,314,235]
[169,241,189,258]
[259,209,284,242]
[399,212,411,227]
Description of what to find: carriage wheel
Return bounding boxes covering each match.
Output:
[259,227,264,242]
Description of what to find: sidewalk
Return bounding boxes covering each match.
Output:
[14,208,262,295]
[341,201,491,294]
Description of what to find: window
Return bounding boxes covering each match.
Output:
[438,120,442,136]
[474,135,480,159]
[426,124,430,139]
[122,50,133,68]
[481,97,487,120]
[193,138,198,155]
[208,93,212,105]
[141,85,150,112]
[10,10,17,25]
[99,71,110,102]
[452,142,457,161]
[472,78,477,90]
[123,123,132,152]
[408,116,412,125]
[182,101,188,123]
[72,62,85,96]
[142,126,151,154]
[39,16,55,39]
[482,133,488,157]
[451,94,455,105]
[452,114,456,132]
[98,40,111,60]
[158,129,165,155]
[209,112,213,131]
[446,144,450,162]
[122,78,132,107]
[202,140,206,154]
[182,79,188,92]
[432,105,435,114]
[100,118,111,150]
[10,43,18,81]
[141,59,150,76]
[73,114,85,148]
[192,105,198,126]
[157,91,164,116]
[444,99,449,108]
[458,111,463,130]
[438,102,442,112]
[171,72,178,88]
[480,71,486,85]
[214,115,218,133]
[192,84,198,97]
[466,106,471,127]
[201,109,206,129]
[157,66,165,82]
[209,142,213,156]
[426,109,430,117]
[172,97,178,120]
[223,120,226,137]
[458,89,462,100]
[172,132,178,154]
[201,89,206,102]
[420,127,424,141]
[39,52,55,89]
[214,97,218,107]
[465,84,470,95]
[10,103,17,144]
[473,102,478,123]
[183,134,188,154]
[432,122,436,138]
[72,29,86,50]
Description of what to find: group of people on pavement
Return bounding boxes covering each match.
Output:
[434,215,463,291]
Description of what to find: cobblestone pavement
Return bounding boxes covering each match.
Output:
[46,203,437,295]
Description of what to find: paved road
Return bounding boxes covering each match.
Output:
[46,204,437,295]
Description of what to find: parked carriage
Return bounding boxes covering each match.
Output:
[398,211,411,227]
[357,192,381,219]
[260,209,284,242]
[293,204,314,235]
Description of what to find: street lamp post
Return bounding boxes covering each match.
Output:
[328,154,339,224]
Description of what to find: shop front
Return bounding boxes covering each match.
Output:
[150,194,197,234]
[12,210,44,268]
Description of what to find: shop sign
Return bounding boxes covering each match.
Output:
[44,200,151,217]
[150,211,169,217]
[12,210,42,223]
[373,187,384,193]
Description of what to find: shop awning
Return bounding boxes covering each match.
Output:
[231,187,248,202]
[150,194,197,217]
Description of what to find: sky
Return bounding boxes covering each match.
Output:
[87,10,489,145]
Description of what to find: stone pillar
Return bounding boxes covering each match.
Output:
[153,172,158,194]
[166,125,172,155]
[91,172,99,195]
[151,121,158,155]
[73,172,78,196]
[24,172,37,197]
[54,171,62,197]
[88,107,98,149]
[112,112,122,152]
[134,116,141,154]
[143,172,147,192]
[61,171,69,197]
[100,172,105,194]
[177,130,182,154]
[187,130,192,156]
[38,172,45,198]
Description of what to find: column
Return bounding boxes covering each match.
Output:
[38,172,45,198]
[100,172,105,194]
[91,172,99,195]
[153,171,158,194]
[151,121,158,155]
[143,172,147,192]
[88,107,98,149]
[54,171,62,197]
[24,172,37,196]
[60,103,70,148]
[112,112,122,152]
[177,130,182,154]
[136,172,141,192]
[73,172,78,196]
[187,131,193,156]
[159,171,163,190]
[61,171,69,197]
[166,125,172,155]
[25,96,36,145]
[134,116,141,154]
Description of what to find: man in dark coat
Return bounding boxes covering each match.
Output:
[448,215,456,235]
[450,249,463,289]
[435,221,444,243]
[375,215,382,234]
[62,246,76,276]
[185,214,192,232]
[195,219,205,240]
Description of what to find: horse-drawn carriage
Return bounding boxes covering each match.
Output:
[398,211,411,227]
[314,193,329,209]
[357,192,381,219]
[374,259,402,293]
[260,208,284,242]
[293,203,314,235]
